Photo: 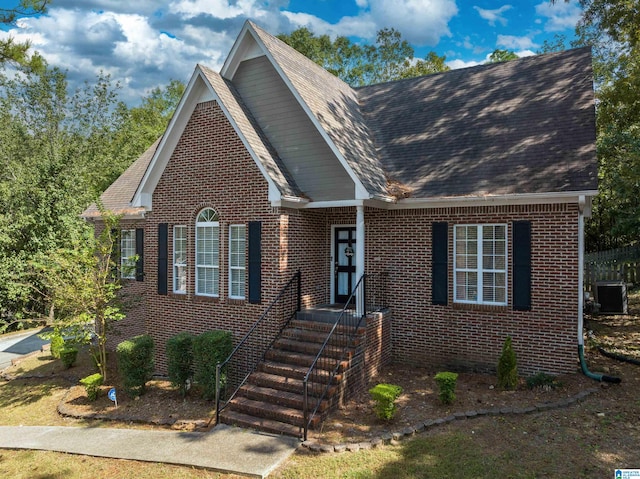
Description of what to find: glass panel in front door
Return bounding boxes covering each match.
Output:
[334,227,356,304]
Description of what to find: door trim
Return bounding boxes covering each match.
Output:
[330,224,356,304]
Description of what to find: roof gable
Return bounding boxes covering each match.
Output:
[223,21,391,202]
[131,63,302,210]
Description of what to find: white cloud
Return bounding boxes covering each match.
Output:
[366,0,458,45]
[497,34,538,50]
[447,58,481,70]
[473,5,512,27]
[535,0,581,32]
[282,11,375,40]
[169,0,245,20]
[284,0,458,46]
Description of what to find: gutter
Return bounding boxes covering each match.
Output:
[577,195,621,383]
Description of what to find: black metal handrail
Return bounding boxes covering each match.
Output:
[215,270,301,423]
[301,271,387,440]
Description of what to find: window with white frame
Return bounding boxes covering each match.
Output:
[229,225,246,299]
[120,229,136,279]
[195,209,219,296]
[173,225,187,294]
[454,224,507,305]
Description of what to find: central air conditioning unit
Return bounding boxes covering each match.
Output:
[595,281,628,314]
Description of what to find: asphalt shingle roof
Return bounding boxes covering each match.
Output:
[357,46,597,198]
[85,25,597,215]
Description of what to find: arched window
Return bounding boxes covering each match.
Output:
[195,208,219,296]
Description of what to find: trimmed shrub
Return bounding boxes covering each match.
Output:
[166,332,195,397]
[116,334,155,398]
[497,336,518,390]
[434,371,458,405]
[59,347,78,369]
[80,373,103,401]
[369,383,403,420]
[192,330,233,400]
[50,332,65,359]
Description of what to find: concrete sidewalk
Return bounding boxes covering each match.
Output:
[0,424,299,478]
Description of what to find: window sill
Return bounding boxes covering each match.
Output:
[194,295,220,303]
[452,302,508,313]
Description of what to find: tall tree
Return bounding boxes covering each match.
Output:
[113,79,185,172]
[278,27,449,87]
[0,65,126,327]
[0,0,49,70]
[571,0,640,250]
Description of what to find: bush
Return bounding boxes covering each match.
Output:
[192,330,233,400]
[50,332,65,359]
[526,372,560,390]
[434,371,458,405]
[80,373,103,401]
[166,332,195,397]
[116,334,155,398]
[369,383,403,420]
[59,347,78,369]
[497,336,518,390]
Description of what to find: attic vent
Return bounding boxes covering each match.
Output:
[595,281,628,314]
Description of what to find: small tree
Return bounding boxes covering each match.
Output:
[35,208,127,381]
[497,336,519,390]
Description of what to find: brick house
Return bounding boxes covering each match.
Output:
[83,21,597,436]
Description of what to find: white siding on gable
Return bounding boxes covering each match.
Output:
[232,56,354,201]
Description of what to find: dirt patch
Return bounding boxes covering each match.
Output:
[59,381,215,431]
[8,290,640,450]
[306,365,600,444]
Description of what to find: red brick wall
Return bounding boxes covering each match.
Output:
[363,203,580,375]
[109,99,580,377]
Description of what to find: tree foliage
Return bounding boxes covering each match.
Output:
[486,49,519,63]
[0,57,184,332]
[278,27,449,86]
[0,1,49,71]
[571,0,640,250]
[35,210,126,381]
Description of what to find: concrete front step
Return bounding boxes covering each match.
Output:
[219,409,302,437]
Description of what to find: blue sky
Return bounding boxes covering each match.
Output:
[1,0,583,105]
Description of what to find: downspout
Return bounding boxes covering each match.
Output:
[577,195,621,383]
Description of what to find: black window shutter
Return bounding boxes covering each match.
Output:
[157,223,168,295]
[111,228,120,277]
[135,228,144,282]
[513,221,532,311]
[432,222,448,305]
[248,221,261,304]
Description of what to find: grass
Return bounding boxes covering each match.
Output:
[0,450,243,479]
[2,297,640,479]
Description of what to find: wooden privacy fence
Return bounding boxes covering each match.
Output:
[584,246,640,293]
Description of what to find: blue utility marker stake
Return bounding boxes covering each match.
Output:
[108,387,117,408]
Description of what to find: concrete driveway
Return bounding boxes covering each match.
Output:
[0,328,50,370]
